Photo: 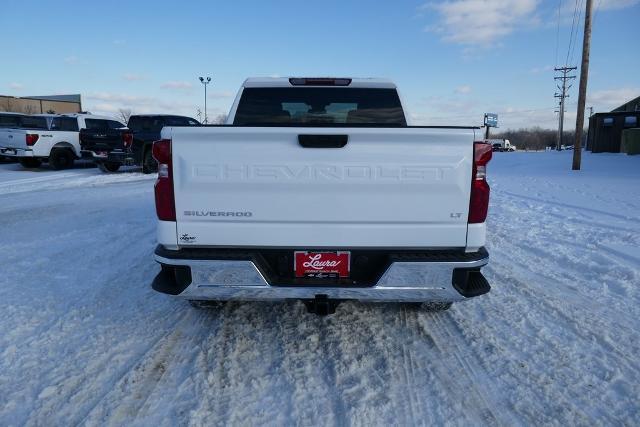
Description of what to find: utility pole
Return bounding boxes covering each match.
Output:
[573,0,593,170]
[554,67,577,150]
[198,76,212,124]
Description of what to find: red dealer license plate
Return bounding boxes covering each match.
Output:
[294,251,350,278]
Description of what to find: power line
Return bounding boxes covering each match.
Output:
[565,0,581,66]
[417,106,564,121]
[592,0,604,28]
[555,0,563,67]
[569,0,585,67]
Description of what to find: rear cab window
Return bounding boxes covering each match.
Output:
[84,119,125,130]
[163,116,200,126]
[0,114,23,128]
[51,117,79,131]
[19,117,49,130]
[233,88,407,126]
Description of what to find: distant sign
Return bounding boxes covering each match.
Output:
[484,113,498,127]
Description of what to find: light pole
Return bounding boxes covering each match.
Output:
[199,76,211,123]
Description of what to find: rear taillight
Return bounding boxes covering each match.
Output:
[468,141,492,224]
[26,134,39,146]
[122,132,133,149]
[152,139,175,221]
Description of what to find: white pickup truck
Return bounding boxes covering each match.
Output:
[0,113,125,169]
[151,77,492,315]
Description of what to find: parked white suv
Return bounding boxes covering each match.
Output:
[151,77,493,315]
[0,114,125,169]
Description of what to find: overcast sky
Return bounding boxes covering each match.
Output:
[1,0,638,129]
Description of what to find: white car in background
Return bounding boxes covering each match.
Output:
[488,138,516,152]
[0,113,125,169]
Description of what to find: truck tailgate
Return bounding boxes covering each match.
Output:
[80,129,125,152]
[168,126,475,248]
[0,129,27,149]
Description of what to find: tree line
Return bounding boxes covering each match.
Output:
[491,127,586,151]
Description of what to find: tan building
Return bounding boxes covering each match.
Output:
[0,94,82,114]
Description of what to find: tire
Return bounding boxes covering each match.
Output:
[19,158,42,168]
[406,301,453,312]
[188,300,226,309]
[423,301,453,312]
[142,147,157,174]
[49,149,75,170]
[98,162,121,173]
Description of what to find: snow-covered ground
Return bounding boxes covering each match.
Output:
[0,151,638,426]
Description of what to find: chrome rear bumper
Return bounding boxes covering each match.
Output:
[153,247,490,303]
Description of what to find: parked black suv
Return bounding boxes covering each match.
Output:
[80,114,200,173]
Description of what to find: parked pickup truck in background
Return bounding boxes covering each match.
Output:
[81,114,199,173]
[0,113,122,169]
[151,77,492,315]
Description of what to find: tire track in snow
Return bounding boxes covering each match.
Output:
[275,303,344,426]
[188,302,294,426]
[478,266,639,425]
[82,307,215,425]
[500,191,640,223]
[419,310,514,427]
[489,265,640,378]
[74,309,195,426]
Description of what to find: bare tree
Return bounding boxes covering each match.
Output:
[195,107,203,123]
[117,108,133,124]
[492,127,586,151]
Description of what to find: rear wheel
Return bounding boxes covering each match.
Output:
[142,147,157,174]
[98,162,121,172]
[19,158,42,168]
[49,149,75,170]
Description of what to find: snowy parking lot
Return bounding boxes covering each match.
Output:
[0,152,639,426]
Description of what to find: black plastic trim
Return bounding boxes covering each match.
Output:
[452,269,491,298]
[298,134,348,148]
[151,264,192,295]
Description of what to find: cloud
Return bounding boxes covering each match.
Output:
[122,73,145,81]
[588,87,640,110]
[86,92,157,105]
[530,65,554,74]
[208,91,234,99]
[455,85,472,94]
[9,82,24,90]
[424,0,539,46]
[83,92,227,120]
[160,81,193,90]
[64,55,79,64]
[113,39,126,45]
